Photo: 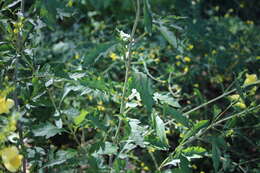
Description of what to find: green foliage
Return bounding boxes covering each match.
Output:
[0,0,259,172]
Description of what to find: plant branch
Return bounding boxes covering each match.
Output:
[165,80,260,126]
[114,0,141,143]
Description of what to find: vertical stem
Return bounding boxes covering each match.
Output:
[114,0,141,142]
[15,0,26,173]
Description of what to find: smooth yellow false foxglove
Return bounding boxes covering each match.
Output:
[0,146,23,172]
[0,96,14,114]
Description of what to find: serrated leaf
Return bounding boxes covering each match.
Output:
[96,142,118,155]
[163,105,190,127]
[60,85,85,106]
[143,0,153,34]
[182,146,207,156]
[155,116,168,146]
[74,110,88,126]
[33,123,65,139]
[128,119,148,148]
[43,149,77,168]
[130,72,154,114]
[157,24,177,48]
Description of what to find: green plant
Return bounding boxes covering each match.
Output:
[0,0,259,173]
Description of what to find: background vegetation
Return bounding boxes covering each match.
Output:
[0,0,259,172]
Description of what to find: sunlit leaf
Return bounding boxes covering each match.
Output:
[33,123,65,139]
[155,116,168,146]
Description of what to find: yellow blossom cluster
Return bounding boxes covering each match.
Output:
[13,18,24,34]
[244,74,257,86]
[229,94,246,109]
[97,101,105,111]
[140,162,149,171]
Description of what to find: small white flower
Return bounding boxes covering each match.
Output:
[126,102,139,108]
[128,89,141,101]
[153,92,160,103]
[117,29,131,42]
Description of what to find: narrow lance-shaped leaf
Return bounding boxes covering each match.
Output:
[212,142,221,172]
[157,24,177,48]
[143,0,153,34]
[155,116,168,146]
[163,105,190,127]
[180,120,209,144]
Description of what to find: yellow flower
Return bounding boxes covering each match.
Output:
[67,0,73,7]
[246,20,254,25]
[244,74,257,85]
[192,164,197,169]
[97,105,105,111]
[148,147,156,153]
[229,94,240,101]
[187,44,194,50]
[0,146,23,172]
[13,29,19,34]
[74,53,80,59]
[154,58,160,63]
[224,13,230,18]
[143,166,149,171]
[184,67,189,73]
[87,95,93,101]
[176,55,181,59]
[229,94,246,109]
[0,96,14,114]
[184,56,191,62]
[109,53,119,61]
[212,50,217,55]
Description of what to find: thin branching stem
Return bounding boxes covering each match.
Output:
[114,0,141,143]
[165,80,260,126]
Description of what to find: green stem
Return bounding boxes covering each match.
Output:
[16,1,27,173]
[165,80,260,126]
[114,0,141,143]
